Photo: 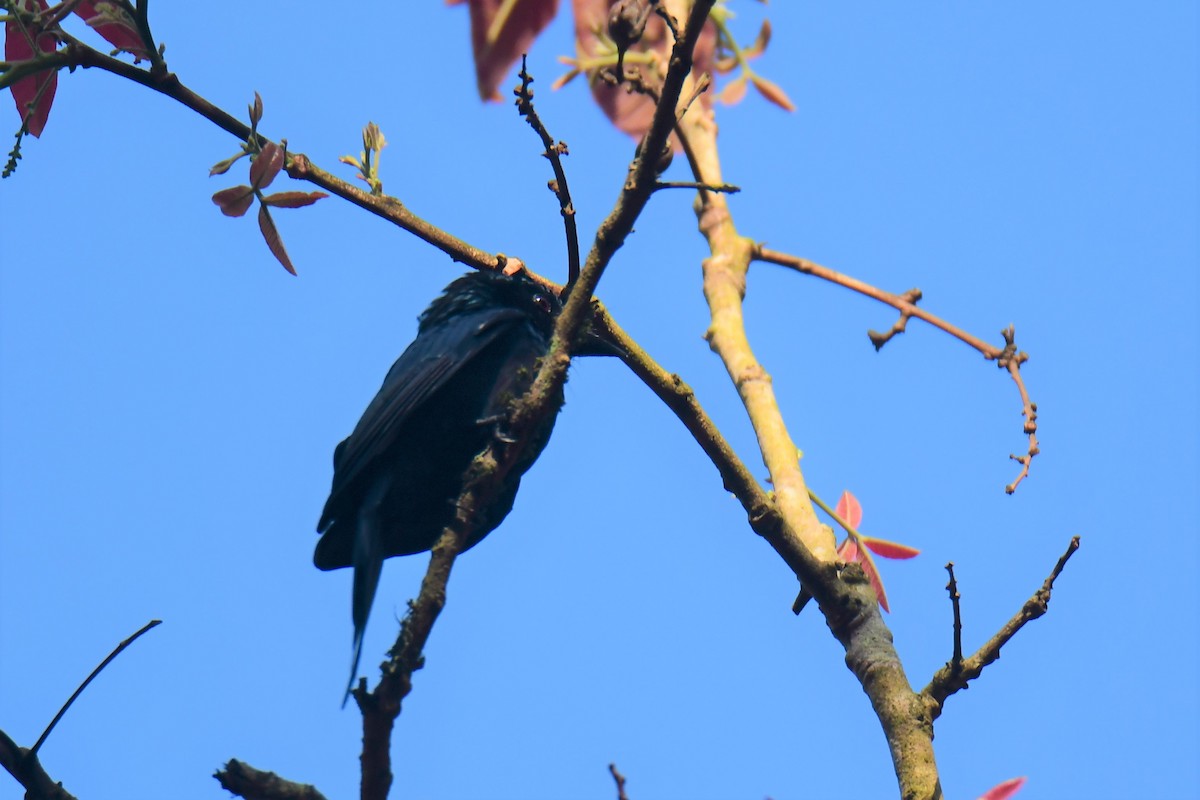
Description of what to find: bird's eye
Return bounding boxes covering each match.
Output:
[532,293,553,315]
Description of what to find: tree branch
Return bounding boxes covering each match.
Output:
[215,759,328,800]
[755,246,1039,493]
[923,536,1082,716]
[514,55,580,284]
[7,39,504,272]
[0,729,77,800]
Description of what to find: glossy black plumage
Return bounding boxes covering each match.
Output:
[315,270,605,699]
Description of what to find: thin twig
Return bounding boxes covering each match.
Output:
[133,0,164,69]
[945,562,963,667]
[31,619,161,755]
[923,536,1081,716]
[514,56,580,284]
[654,179,739,193]
[756,245,1039,494]
[609,762,630,800]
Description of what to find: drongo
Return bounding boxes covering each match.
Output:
[315,269,614,700]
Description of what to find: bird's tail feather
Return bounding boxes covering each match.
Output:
[344,507,384,706]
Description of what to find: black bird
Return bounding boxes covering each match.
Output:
[315,269,614,700]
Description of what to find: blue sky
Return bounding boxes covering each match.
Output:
[1,3,1196,799]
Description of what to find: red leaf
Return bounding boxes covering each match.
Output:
[862,537,921,560]
[249,92,263,127]
[838,538,858,563]
[72,1,152,60]
[750,73,796,112]
[257,205,296,275]
[977,777,1027,800]
[250,141,284,190]
[6,0,58,138]
[262,190,329,209]
[464,0,559,101]
[835,490,863,529]
[212,185,255,218]
[858,548,891,613]
[716,76,748,106]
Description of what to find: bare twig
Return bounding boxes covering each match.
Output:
[923,537,1082,716]
[654,179,739,193]
[514,56,580,284]
[997,325,1039,494]
[215,759,328,800]
[609,762,630,800]
[867,288,923,349]
[945,562,963,668]
[32,619,161,755]
[756,246,1039,494]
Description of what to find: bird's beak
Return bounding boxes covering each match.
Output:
[574,323,626,358]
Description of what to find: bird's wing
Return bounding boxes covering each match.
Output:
[319,307,527,529]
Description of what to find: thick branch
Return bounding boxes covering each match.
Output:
[671,17,940,797]
[215,759,328,800]
[0,729,77,800]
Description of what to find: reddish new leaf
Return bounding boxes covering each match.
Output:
[835,490,863,529]
[743,19,771,60]
[463,0,559,101]
[716,75,748,106]
[257,205,296,275]
[72,1,152,60]
[249,141,284,190]
[6,0,58,137]
[863,537,921,560]
[837,538,858,563]
[839,534,891,612]
[212,185,255,218]
[750,73,796,112]
[858,547,891,613]
[249,92,263,127]
[262,190,329,209]
[977,777,1027,800]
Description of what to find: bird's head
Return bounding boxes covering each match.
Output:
[419,270,623,357]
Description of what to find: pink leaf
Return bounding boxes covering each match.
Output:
[463,0,559,101]
[262,190,329,209]
[858,548,891,613]
[836,490,863,529]
[717,76,748,106]
[250,141,284,190]
[72,1,152,60]
[862,537,921,560]
[5,0,58,138]
[750,73,796,112]
[257,205,296,275]
[977,777,1027,800]
[837,538,858,563]
[249,92,263,127]
[211,185,255,218]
